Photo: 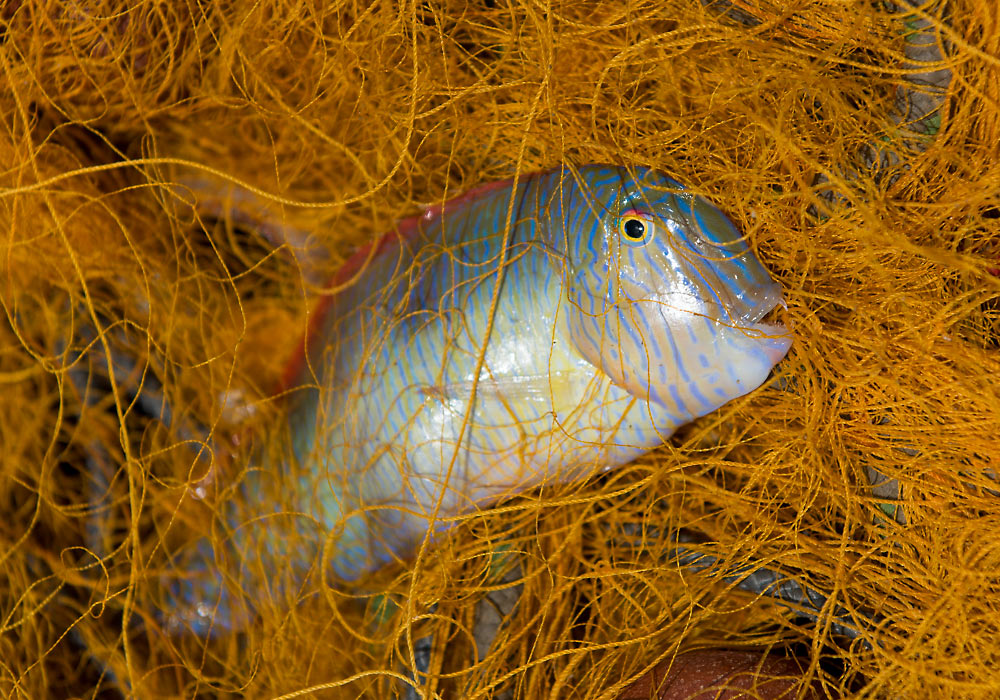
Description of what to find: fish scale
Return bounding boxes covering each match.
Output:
[294,173,620,577]
[142,164,791,635]
[278,164,792,581]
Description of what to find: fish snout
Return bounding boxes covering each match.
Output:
[754,323,794,364]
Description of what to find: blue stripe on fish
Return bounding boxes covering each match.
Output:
[256,164,792,583]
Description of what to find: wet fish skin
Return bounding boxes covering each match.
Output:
[284,165,792,580]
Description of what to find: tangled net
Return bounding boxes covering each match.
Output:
[1,0,998,698]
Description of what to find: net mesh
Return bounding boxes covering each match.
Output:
[2,0,998,698]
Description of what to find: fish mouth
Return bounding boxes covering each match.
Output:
[735,282,787,326]
[739,288,792,364]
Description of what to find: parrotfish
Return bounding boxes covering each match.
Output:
[276,164,791,581]
[78,164,791,644]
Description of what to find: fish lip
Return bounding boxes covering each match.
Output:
[732,283,793,364]
[750,321,789,335]
[735,283,787,326]
[753,322,794,364]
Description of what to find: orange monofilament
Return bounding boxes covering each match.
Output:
[1,1,998,698]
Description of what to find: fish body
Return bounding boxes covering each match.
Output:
[281,165,791,580]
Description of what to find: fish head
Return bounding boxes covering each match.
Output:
[558,165,791,422]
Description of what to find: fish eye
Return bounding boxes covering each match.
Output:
[617,210,654,246]
[623,219,645,239]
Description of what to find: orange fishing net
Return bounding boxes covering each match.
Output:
[2,0,997,698]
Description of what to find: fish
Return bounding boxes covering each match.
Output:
[275,164,792,581]
[80,164,791,642]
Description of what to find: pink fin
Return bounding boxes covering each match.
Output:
[277,171,548,395]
